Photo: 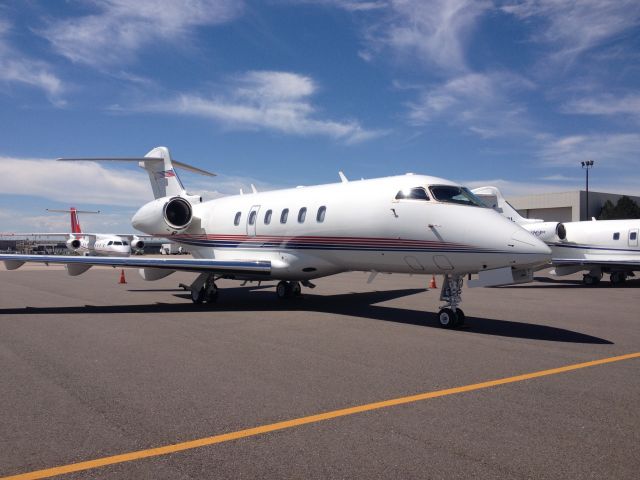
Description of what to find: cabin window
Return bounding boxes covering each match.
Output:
[108,241,113,245]
[264,209,272,225]
[429,185,486,207]
[631,232,638,241]
[298,207,307,223]
[613,232,620,240]
[234,212,241,226]
[249,210,257,225]
[280,208,289,224]
[395,187,429,201]
[317,206,326,223]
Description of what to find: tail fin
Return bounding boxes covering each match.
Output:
[70,207,81,233]
[471,186,543,225]
[142,147,186,199]
[57,146,216,200]
[46,208,100,234]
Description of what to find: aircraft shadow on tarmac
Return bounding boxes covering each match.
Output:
[0,287,612,344]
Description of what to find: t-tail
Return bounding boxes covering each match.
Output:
[57,146,216,200]
[46,207,100,235]
[471,186,543,225]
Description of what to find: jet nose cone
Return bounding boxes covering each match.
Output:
[510,229,551,266]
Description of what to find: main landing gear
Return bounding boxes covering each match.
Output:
[276,280,302,299]
[609,271,627,286]
[184,273,218,304]
[438,274,465,329]
[582,269,602,286]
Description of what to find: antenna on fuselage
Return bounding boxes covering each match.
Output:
[339,171,348,183]
[251,184,258,193]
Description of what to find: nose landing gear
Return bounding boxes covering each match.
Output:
[438,274,464,328]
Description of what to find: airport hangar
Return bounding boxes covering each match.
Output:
[508,190,640,223]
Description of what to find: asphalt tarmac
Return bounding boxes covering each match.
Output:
[0,264,638,479]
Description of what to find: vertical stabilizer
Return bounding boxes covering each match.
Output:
[140,147,186,199]
[471,186,543,225]
[70,207,81,233]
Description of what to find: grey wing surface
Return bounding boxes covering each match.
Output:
[553,258,640,269]
[0,254,271,276]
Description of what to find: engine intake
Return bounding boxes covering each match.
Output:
[67,238,81,250]
[164,197,192,230]
[132,196,195,234]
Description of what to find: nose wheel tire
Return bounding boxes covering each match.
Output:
[438,308,459,329]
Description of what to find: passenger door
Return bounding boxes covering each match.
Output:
[246,205,260,237]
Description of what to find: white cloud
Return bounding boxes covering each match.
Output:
[537,133,640,166]
[0,16,65,103]
[40,0,243,67]
[294,0,387,11]
[562,93,640,118]
[139,70,386,143]
[0,154,286,207]
[500,0,640,62]
[361,0,492,72]
[407,72,535,137]
[1,157,151,206]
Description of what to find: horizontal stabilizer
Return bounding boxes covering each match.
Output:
[57,157,216,177]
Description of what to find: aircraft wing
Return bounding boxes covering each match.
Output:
[553,258,640,269]
[0,233,72,237]
[0,254,271,277]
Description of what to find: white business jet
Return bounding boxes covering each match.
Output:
[0,208,148,257]
[0,147,550,328]
[473,186,640,286]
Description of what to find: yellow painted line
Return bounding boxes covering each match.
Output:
[2,352,639,480]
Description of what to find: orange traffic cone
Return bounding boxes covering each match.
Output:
[119,269,127,284]
[429,275,437,289]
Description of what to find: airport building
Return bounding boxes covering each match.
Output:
[507,190,640,223]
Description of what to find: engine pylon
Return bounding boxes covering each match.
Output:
[119,269,127,284]
[429,275,437,289]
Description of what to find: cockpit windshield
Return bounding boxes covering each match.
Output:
[429,185,487,207]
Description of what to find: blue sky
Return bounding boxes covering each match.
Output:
[1,0,639,232]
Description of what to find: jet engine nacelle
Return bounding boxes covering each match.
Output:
[132,196,194,235]
[66,238,81,251]
[524,222,566,243]
[131,235,145,251]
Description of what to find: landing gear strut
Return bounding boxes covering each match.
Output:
[276,280,302,299]
[438,274,464,329]
[187,273,218,304]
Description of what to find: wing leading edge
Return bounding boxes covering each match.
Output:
[0,254,271,277]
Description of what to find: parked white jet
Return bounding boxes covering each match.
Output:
[0,147,550,327]
[473,186,640,286]
[0,208,147,257]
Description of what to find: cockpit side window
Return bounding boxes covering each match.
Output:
[395,187,430,201]
[429,185,487,207]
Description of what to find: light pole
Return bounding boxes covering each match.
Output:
[581,160,594,220]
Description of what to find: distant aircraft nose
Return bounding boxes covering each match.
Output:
[509,228,552,267]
